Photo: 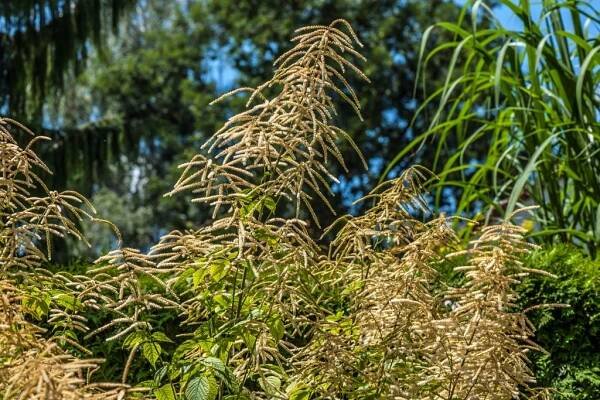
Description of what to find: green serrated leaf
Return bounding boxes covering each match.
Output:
[289,389,311,400]
[268,316,285,341]
[213,294,229,309]
[286,381,311,400]
[201,357,226,374]
[341,279,364,295]
[242,333,256,350]
[209,260,229,282]
[193,269,204,287]
[154,365,168,386]
[22,292,50,319]
[168,363,182,380]
[135,380,155,388]
[259,375,281,395]
[262,196,276,212]
[53,293,81,311]
[154,384,177,400]
[143,342,161,367]
[185,375,218,400]
[152,331,174,343]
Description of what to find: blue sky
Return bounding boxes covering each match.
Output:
[464,0,599,35]
[205,0,599,93]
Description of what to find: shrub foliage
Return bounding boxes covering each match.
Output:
[519,246,600,400]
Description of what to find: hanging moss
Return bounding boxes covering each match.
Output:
[37,124,123,196]
[0,0,136,121]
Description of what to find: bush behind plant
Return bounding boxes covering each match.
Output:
[519,245,600,400]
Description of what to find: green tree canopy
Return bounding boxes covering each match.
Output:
[25,0,469,256]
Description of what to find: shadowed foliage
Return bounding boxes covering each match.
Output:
[0,0,136,120]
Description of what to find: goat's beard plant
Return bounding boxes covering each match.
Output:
[0,118,146,399]
[0,20,552,400]
[147,20,551,400]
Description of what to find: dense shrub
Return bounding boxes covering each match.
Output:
[519,246,600,400]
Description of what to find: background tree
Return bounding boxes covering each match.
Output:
[45,0,468,256]
[0,0,136,121]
